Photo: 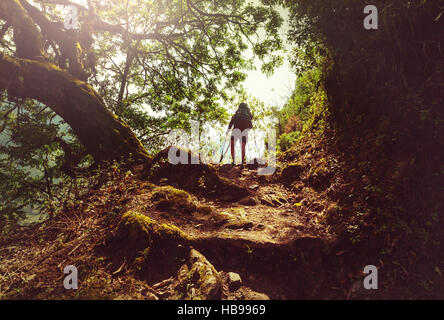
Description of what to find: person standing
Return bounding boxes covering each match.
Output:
[226,103,253,168]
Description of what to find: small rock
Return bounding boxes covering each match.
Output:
[281,163,304,181]
[238,197,258,206]
[246,291,270,300]
[227,272,242,291]
[249,184,259,190]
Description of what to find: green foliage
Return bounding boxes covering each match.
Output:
[275,48,330,152]
[278,0,443,225]
[277,131,300,152]
[280,0,443,148]
[276,0,444,295]
[0,0,285,226]
[84,0,284,144]
[0,98,83,232]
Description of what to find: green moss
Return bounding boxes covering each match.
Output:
[152,186,193,209]
[285,162,304,173]
[114,210,191,266]
[120,210,190,244]
[157,223,191,241]
[120,210,155,244]
[151,186,213,215]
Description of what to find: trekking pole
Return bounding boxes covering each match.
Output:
[220,142,230,163]
[219,131,231,163]
[219,135,225,163]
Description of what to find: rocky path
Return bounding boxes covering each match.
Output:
[121,162,336,299]
[135,164,330,248]
[0,156,341,300]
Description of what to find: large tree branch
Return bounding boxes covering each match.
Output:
[20,0,89,79]
[0,0,46,59]
[116,43,139,114]
[0,52,150,162]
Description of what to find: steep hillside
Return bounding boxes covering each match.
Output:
[2,137,442,299]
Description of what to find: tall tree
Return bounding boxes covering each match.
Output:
[0,0,282,162]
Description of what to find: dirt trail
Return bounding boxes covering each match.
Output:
[0,161,339,300]
[123,163,336,299]
[138,164,329,246]
[129,162,334,277]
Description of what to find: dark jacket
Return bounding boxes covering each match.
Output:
[228,104,253,130]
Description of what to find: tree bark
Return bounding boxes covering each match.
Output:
[0,53,150,163]
[0,0,150,163]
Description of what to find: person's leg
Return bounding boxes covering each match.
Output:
[240,128,249,168]
[230,136,235,164]
[241,138,246,167]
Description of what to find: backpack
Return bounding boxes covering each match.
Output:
[233,104,253,129]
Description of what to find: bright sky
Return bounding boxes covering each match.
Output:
[243,58,296,109]
[242,5,296,109]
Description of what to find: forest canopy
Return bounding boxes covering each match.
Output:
[0,0,443,300]
[0,0,284,225]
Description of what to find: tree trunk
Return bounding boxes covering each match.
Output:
[0,0,150,163]
[0,53,150,163]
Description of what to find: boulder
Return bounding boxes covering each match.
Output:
[174,249,224,300]
[227,272,242,291]
[281,163,305,183]
[143,147,250,201]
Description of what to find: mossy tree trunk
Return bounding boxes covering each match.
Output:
[0,0,150,163]
[0,54,150,162]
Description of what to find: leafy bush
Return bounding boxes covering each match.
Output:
[277,131,301,153]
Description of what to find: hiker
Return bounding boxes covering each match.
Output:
[226,102,253,168]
